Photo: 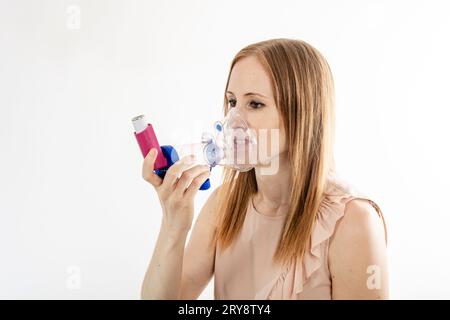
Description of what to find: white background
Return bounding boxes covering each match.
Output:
[1,0,449,299]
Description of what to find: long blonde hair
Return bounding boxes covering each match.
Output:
[211,38,336,267]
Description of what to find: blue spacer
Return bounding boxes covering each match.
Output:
[199,167,212,190]
[154,145,211,190]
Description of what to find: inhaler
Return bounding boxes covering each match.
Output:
[132,108,257,190]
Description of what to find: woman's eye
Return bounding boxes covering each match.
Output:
[249,100,265,109]
[227,98,265,109]
[227,99,237,108]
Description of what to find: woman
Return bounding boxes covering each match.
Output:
[140,38,389,300]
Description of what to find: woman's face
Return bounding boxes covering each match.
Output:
[225,56,287,169]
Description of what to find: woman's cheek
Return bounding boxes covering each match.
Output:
[254,127,276,164]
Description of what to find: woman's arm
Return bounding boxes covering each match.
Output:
[141,221,190,299]
[179,187,220,299]
[329,199,389,299]
[140,186,219,300]
[140,149,212,300]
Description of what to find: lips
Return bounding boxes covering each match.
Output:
[233,136,250,145]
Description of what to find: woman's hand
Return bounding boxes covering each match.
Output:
[142,148,211,234]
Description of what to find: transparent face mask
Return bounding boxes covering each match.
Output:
[161,108,258,172]
[202,108,258,171]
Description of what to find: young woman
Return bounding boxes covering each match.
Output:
[140,38,388,300]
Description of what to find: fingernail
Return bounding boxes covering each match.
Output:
[151,148,157,157]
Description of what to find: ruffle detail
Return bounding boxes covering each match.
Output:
[254,175,360,299]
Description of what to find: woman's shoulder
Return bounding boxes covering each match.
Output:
[323,175,389,298]
[312,174,388,263]
[266,174,389,299]
[320,174,387,240]
[317,174,389,276]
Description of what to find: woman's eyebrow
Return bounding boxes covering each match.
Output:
[226,90,268,99]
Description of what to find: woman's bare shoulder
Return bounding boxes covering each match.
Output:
[328,198,389,299]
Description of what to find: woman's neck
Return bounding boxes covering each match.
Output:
[253,152,292,216]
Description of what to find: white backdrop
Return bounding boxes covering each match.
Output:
[1,0,449,299]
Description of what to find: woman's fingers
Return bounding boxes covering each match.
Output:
[142,148,163,187]
[173,164,210,198]
[160,155,197,191]
[142,151,210,202]
[184,170,211,201]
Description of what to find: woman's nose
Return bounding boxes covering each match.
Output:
[234,106,250,122]
[229,108,252,131]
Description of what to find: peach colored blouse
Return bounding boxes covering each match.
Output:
[213,175,387,300]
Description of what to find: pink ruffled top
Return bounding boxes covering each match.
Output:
[213,175,387,300]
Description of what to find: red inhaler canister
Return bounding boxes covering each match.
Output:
[132,115,168,170]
